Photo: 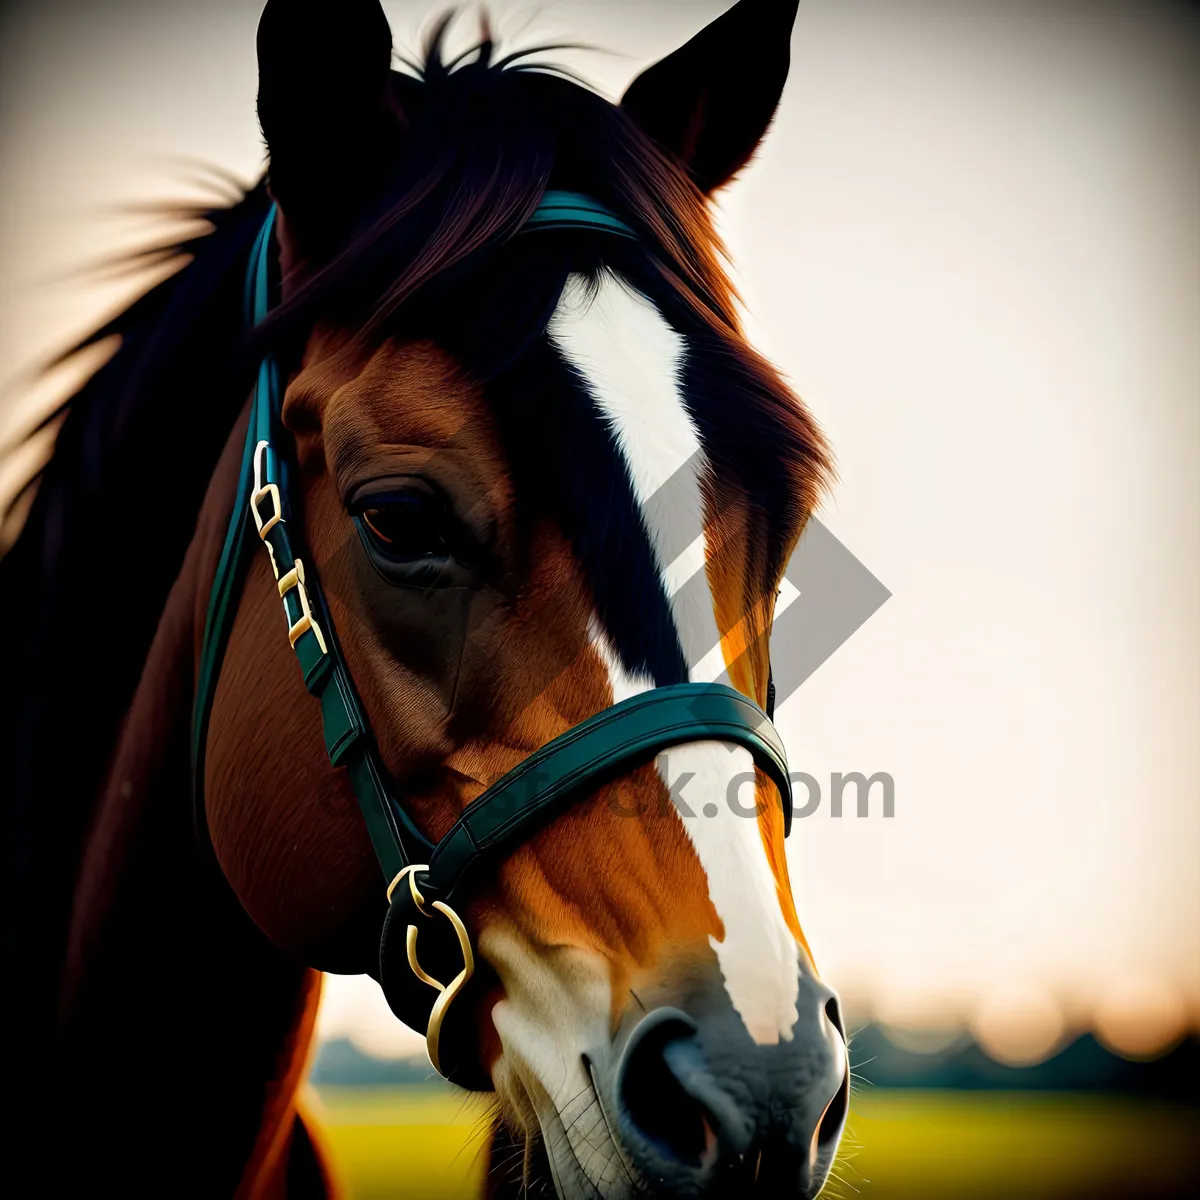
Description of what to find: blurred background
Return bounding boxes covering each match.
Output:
[2,0,1197,1196]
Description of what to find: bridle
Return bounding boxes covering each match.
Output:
[192,193,795,1087]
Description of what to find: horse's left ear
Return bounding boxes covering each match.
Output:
[620,0,799,194]
[257,0,401,257]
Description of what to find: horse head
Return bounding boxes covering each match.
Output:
[200,1,844,1194]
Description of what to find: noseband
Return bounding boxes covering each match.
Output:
[192,194,794,1086]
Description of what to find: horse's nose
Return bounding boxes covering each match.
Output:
[615,1008,750,1174]
[609,982,849,1196]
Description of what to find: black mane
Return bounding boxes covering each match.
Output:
[0,183,272,1032]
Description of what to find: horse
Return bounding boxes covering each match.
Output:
[0,1,847,1196]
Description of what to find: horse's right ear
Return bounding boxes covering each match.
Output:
[621,0,800,195]
[257,0,400,257]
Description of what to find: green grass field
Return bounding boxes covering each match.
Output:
[310,1087,1199,1199]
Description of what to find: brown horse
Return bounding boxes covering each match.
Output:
[1,1,846,1196]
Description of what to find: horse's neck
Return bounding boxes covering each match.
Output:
[54,402,324,1193]
[61,398,247,998]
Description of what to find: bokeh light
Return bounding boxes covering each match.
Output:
[1094,976,1188,1061]
[970,983,1068,1067]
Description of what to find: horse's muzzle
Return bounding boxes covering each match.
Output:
[592,969,849,1197]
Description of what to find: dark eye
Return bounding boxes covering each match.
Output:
[351,484,477,586]
[358,493,453,563]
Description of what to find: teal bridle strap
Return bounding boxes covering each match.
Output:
[428,682,790,907]
[523,190,637,238]
[193,204,427,880]
[191,191,793,1080]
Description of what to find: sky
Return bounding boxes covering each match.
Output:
[1,0,1196,1065]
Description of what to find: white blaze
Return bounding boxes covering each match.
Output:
[550,272,800,1044]
[547,272,722,668]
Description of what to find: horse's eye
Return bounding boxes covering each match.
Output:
[355,491,455,564]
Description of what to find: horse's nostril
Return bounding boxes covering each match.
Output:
[816,1065,850,1147]
[824,995,845,1039]
[618,1012,713,1166]
[817,996,850,1146]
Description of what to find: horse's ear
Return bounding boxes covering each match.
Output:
[620,0,799,194]
[257,0,400,255]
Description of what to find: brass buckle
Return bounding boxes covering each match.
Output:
[251,441,282,540]
[277,559,328,655]
[388,866,475,1077]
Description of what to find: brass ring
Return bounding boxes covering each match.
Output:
[404,899,475,1076]
[385,863,429,908]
